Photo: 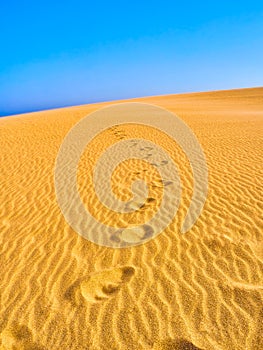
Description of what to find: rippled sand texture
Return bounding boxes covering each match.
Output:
[0,87,262,350]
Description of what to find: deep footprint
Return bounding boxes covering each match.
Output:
[0,324,44,350]
[153,338,203,350]
[67,266,135,304]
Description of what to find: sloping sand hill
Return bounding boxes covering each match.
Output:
[0,87,262,350]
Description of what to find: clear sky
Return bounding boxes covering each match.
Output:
[0,1,263,116]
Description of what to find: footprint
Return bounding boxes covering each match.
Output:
[66,266,135,304]
[130,140,138,147]
[119,224,154,243]
[153,338,203,350]
[110,224,154,244]
[150,160,169,167]
[0,324,44,350]
[146,197,156,203]
[162,180,173,187]
[125,197,146,211]
[143,154,153,159]
[151,179,174,188]
[123,196,157,214]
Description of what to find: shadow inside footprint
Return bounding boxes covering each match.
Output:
[147,197,156,203]
[0,323,44,350]
[66,266,135,304]
[153,338,203,350]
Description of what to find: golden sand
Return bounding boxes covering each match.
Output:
[0,88,262,349]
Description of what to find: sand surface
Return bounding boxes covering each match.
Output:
[0,87,262,349]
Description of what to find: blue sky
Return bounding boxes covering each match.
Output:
[0,1,263,116]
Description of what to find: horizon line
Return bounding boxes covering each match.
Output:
[1,85,262,118]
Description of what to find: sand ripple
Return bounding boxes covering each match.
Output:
[0,88,262,349]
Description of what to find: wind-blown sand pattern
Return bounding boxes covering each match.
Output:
[0,87,262,349]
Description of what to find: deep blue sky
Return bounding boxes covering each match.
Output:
[0,1,263,116]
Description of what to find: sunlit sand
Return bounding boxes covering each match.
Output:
[0,87,262,349]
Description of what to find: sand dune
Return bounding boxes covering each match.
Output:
[0,87,262,349]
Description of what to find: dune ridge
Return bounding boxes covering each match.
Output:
[0,87,262,349]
